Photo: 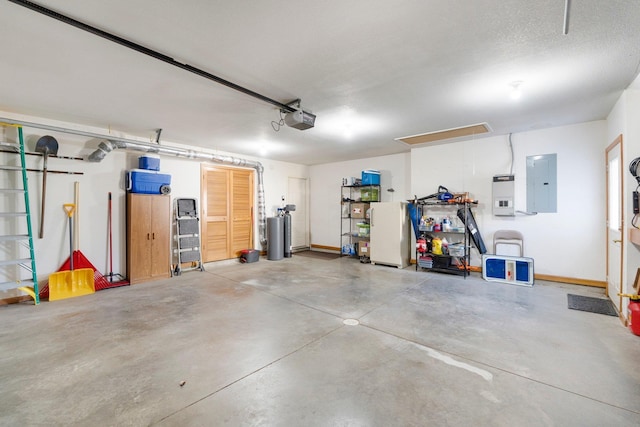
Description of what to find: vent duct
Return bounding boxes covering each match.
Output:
[396,123,491,145]
[0,116,267,249]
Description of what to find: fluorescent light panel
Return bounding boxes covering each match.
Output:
[396,123,492,145]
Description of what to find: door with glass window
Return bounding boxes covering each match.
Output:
[288,177,309,250]
[606,135,623,313]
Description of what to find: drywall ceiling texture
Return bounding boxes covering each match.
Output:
[1,0,640,165]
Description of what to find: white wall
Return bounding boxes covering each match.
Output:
[309,152,410,248]
[607,84,640,318]
[0,111,307,298]
[0,108,618,295]
[411,121,607,280]
[625,88,640,294]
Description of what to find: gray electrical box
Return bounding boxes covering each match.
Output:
[526,154,557,213]
[493,175,515,216]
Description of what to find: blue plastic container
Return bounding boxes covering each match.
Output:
[361,169,380,185]
[138,156,160,171]
[127,169,171,194]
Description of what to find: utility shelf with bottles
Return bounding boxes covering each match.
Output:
[415,201,478,277]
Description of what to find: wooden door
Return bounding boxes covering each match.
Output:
[128,194,152,282]
[201,165,254,261]
[288,177,309,250]
[231,169,253,256]
[150,195,170,279]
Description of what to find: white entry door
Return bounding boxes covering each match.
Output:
[606,135,623,314]
[288,177,309,250]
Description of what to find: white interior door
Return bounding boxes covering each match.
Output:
[606,135,623,313]
[288,177,309,250]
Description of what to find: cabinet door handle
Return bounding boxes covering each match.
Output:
[147,233,150,240]
[152,232,155,240]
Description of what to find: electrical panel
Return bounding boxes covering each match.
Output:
[493,175,515,216]
[526,154,557,213]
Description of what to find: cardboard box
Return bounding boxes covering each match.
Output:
[351,203,369,219]
[358,242,371,257]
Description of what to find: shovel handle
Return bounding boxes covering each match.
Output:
[63,203,76,218]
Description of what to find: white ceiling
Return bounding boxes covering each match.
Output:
[1,0,640,165]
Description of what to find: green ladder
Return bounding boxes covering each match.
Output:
[0,123,39,304]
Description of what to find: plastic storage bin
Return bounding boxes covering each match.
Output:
[240,249,259,263]
[448,243,466,257]
[361,188,379,201]
[357,223,370,237]
[126,169,172,194]
[418,256,433,269]
[361,170,380,185]
[138,156,160,171]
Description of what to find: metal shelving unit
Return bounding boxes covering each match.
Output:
[415,201,477,277]
[340,184,380,259]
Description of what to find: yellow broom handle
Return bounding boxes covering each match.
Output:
[63,203,76,270]
[63,203,76,218]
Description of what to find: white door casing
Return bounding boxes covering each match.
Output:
[288,177,309,250]
[606,135,623,314]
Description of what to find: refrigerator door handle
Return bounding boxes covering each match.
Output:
[370,208,374,227]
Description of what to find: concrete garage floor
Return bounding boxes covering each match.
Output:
[1,256,640,426]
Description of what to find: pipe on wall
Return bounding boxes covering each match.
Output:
[0,116,267,249]
[90,140,267,249]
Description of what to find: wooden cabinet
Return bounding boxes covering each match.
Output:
[127,193,171,284]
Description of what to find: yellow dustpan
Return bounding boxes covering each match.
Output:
[49,203,95,301]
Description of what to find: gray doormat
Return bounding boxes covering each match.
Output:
[567,294,618,316]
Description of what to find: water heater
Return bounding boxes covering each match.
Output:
[493,175,515,216]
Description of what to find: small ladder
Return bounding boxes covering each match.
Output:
[171,198,204,276]
[0,123,39,304]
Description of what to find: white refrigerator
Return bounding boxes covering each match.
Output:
[369,202,411,268]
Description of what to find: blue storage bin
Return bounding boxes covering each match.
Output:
[126,169,171,194]
[361,169,380,185]
[138,156,160,171]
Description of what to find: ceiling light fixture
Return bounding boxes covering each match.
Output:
[509,81,523,100]
[343,124,353,140]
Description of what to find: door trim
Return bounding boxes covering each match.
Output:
[605,134,624,319]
